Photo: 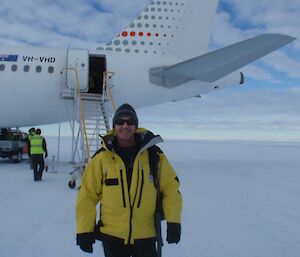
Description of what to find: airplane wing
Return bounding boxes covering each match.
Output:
[150,33,296,88]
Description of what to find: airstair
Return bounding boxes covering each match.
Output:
[60,68,116,188]
[79,93,110,158]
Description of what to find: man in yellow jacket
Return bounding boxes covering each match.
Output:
[76,103,182,257]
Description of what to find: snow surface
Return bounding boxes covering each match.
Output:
[1,137,300,257]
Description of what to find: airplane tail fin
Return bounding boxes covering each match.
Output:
[101,0,219,59]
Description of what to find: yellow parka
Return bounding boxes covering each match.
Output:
[76,129,182,244]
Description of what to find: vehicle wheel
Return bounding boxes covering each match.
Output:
[68,180,76,189]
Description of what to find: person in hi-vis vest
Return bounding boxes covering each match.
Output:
[29,128,48,181]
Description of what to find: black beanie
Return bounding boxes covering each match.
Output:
[113,103,138,127]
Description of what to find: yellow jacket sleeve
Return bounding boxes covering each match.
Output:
[76,155,103,234]
[158,153,182,223]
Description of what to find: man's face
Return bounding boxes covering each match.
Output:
[114,116,136,142]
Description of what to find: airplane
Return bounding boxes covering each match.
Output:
[0,0,296,128]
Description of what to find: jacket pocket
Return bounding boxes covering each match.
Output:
[120,169,126,207]
[137,169,144,208]
[104,178,119,186]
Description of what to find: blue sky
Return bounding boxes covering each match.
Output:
[0,0,299,140]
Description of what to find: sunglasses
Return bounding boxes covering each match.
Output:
[115,118,136,126]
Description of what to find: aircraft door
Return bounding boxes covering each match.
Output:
[67,49,89,91]
[88,55,106,94]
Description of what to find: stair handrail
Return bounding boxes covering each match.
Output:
[103,71,116,111]
[60,67,90,161]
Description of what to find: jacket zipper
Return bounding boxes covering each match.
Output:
[127,160,141,244]
[119,167,126,208]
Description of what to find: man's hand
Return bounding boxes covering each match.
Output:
[76,233,95,253]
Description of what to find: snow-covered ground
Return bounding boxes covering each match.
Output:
[1,138,300,257]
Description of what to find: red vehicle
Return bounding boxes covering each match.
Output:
[0,128,28,162]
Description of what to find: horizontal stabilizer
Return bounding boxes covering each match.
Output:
[150,34,295,88]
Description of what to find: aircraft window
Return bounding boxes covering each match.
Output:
[36,65,42,73]
[0,64,4,71]
[81,63,85,67]
[48,66,54,73]
[11,64,17,72]
[24,65,30,72]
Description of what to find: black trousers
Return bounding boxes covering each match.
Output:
[31,154,44,181]
[102,235,157,257]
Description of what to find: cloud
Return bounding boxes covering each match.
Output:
[138,87,300,132]
[210,11,261,48]
[221,0,300,48]
[211,0,300,83]
[0,0,149,48]
[262,51,300,79]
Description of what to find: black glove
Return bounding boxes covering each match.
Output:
[167,222,181,244]
[76,232,95,253]
[45,153,48,158]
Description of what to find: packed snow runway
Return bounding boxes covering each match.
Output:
[1,138,300,257]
